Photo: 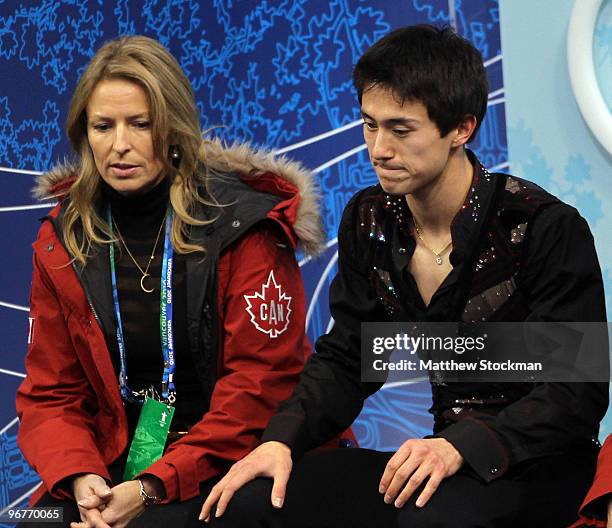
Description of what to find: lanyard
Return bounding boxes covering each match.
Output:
[108,207,176,405]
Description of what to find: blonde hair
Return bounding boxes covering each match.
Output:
[64,35,217,264]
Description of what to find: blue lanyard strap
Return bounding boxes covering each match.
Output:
[160,211,175,403]
[107,207,176,405]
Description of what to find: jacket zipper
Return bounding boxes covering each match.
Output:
[84,287,102,327]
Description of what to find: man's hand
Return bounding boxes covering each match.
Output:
[379,438,464,509]
[200,441,292,522]
[70,473,113,528]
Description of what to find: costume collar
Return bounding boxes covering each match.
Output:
[448,149,498,265]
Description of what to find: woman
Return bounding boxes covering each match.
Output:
[16,35,335,527]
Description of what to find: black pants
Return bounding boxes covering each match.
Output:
[210,447,597,528]
[19,453,219,528]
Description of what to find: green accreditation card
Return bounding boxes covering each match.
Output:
[122,396,174,481]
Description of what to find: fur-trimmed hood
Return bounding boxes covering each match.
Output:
[34,140,325,256]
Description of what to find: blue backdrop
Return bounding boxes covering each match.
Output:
[1,0,511,517]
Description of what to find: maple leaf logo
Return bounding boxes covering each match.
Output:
[244,270,292,338]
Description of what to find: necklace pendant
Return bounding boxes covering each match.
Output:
[140,273,155,293]
[435,255,443,265]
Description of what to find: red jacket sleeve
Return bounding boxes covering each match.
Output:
[576,434,612,526]
[16,245,110,499]
[144,224,310,501]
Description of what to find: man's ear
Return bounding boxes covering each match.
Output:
[451,114,478,147]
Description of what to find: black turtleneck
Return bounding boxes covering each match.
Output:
[102,179,206,434]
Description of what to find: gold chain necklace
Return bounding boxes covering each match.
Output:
[112,214,167,293]
[413,219,452,266]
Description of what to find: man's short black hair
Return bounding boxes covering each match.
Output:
[353,25,488,142]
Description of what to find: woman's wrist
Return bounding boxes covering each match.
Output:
[138,474,167,502]
[70,473,101,497]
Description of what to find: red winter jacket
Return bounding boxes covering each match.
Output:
[17,142,352,505]
[572,434,612,527]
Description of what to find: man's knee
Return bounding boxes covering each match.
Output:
[397,507,493,528]
[210,478,278,528]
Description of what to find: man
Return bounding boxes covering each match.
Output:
[201,25,608,527]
